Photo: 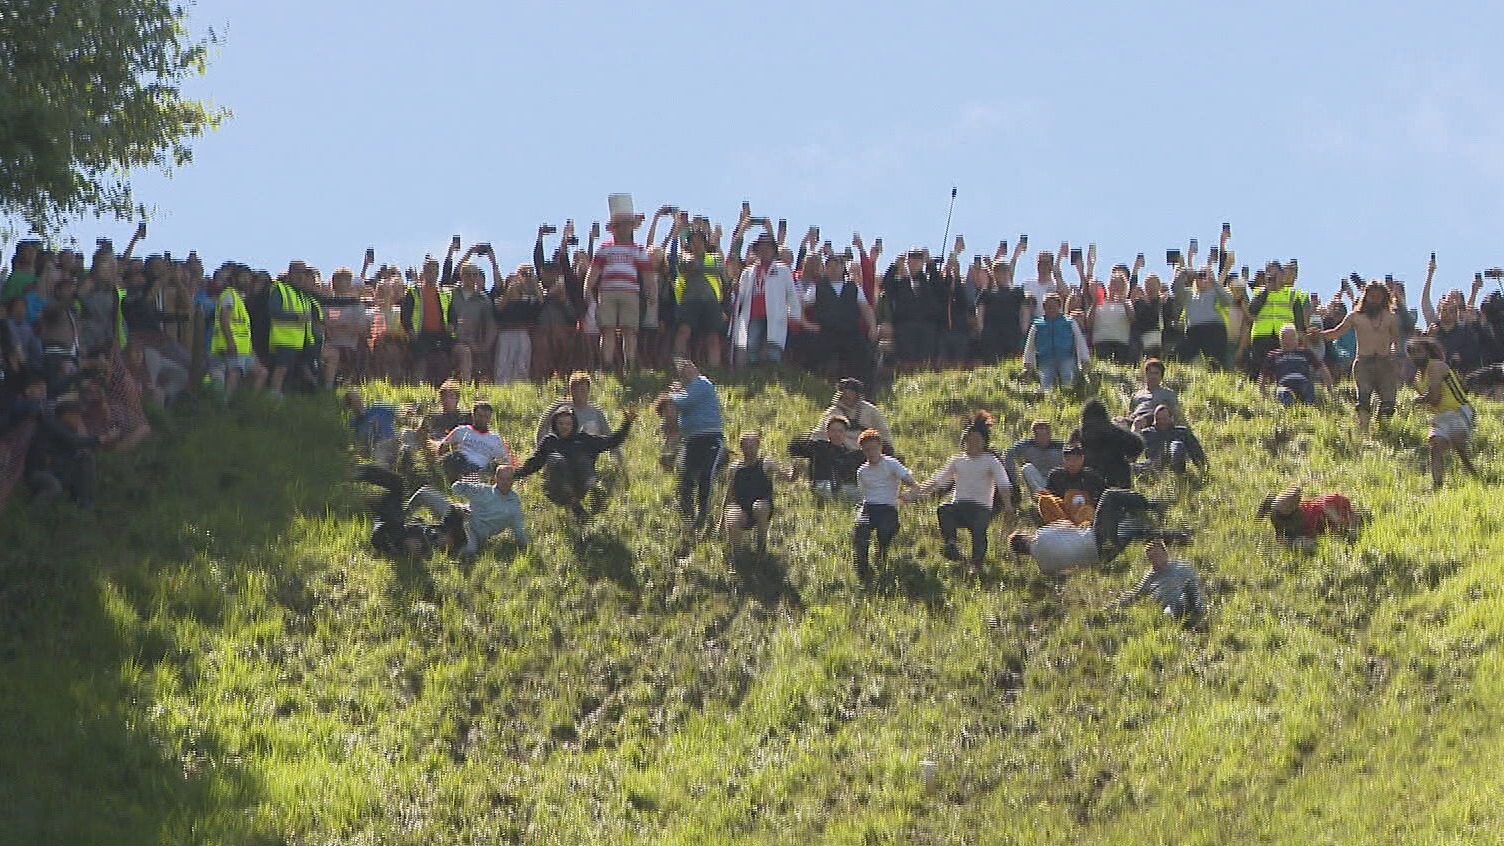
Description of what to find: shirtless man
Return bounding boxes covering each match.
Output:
[1312,280,1399,430]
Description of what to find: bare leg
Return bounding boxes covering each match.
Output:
[621,330,638,372]
[455,343,473,383]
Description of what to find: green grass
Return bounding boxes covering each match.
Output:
[2,360,1502,844]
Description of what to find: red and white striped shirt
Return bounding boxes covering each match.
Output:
[592,239,650,294]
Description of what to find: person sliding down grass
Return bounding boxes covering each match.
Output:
[1008,489,1188,575]
[721,431,795,556]
[1037,444,1106,526]
[515,406,635,520]
[407,465,528,561]
[1107,539,1204,623]
[787,414,865,501]
[910,412,1014,573]
[1256,485,1365,551]
[853,428,919,585]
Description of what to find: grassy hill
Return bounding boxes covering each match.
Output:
[2,360,1502,845]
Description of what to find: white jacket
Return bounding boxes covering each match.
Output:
[731,261,799,350]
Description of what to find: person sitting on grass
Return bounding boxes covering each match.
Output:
[853,428,918,585]
[1258,324,1332,407]
[787,414,865,501]
[1073,398,1143,490]
[1037,444,1107,526]
[652,392,680,472]
[343,388,400,466]
[911,411,1014,572]
[432,400,512,482]
[722,431,795,556]
[449,464,529,560]
[1107,539,1204,623]
[814,377,893,451]
[1138,404,1208,476]
[1002,419,1066,498]
[1255,485,1365,551]
[534,371,624,470]
[425,379,471,436]
[1008,489,1187,575]
[1406,336,1478,490]
[1125,358,1181,428]
[514,406,635,520]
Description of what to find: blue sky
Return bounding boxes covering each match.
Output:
[22,0,1504,298]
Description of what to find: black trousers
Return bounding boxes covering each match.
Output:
[678,432,724,525]
[853,502,900,575]
[937,500,992,562]
[1177,322,1227,368]
[1091,489,1156,562]
[817,329,872,387]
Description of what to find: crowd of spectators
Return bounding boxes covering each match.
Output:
[2,197,1497,517]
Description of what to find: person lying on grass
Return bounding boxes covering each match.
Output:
[1008,489,1188,575]
[354,463,465,559]
[909,411,1013,573]
[1107,539,1204,624]
[1256,485,1365,551]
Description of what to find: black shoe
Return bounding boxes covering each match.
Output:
[570,502,590,521]
[856,561,873,586]
[941,542,962,562]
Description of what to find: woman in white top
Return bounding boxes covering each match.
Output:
[853,428,917,585]
[913,412,1014,571]
[1087,270,1137,364]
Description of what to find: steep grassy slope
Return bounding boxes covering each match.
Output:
[2,361,1500,845]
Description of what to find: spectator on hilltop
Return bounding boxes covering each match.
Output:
[491,260,543,385]
[587,196,651,374]
[804,252,877,387]
[1172,265,1232,369]
[447,251,496,384]
[1420,258,1489,375]
[1023,292,1089,390]
[401,253,463,386]
[731,227,799,368]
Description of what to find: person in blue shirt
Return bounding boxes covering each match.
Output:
[663,356,724,536]
[342,389,399,464]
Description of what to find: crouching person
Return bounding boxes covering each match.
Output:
[514,406,635,520]
[1108,539,1203,623]
[722,431,794,556]
[1256,485,1364,551]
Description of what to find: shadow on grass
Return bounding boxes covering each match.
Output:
[571,528,641,592]
[877,554,949,610]
[0,397,348,845]
[727,550,804,610]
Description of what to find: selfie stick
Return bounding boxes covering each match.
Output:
[940,187,957,258]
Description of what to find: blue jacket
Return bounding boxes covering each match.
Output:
[671,375,723,438]
[1032,315,1076,362]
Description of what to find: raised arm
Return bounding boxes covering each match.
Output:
[1420,253,1438,328]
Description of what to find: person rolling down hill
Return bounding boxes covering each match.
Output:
[1107,539,1204,623]
[1008,489,1188,575]
[353,463,464,558]
[515,405,635,520]
[1256,485,1365,551]
[910,412,1013,573]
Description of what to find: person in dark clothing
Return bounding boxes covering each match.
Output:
[935,258,976,363]
[515,406,635,519]
[353,463,464,557]
[975,264,1027,362]
[1072,398,1143,489]
[803,254,877,386]
[787,415,865,500]
[1259,325,1332,406]
[1139,405,1207,475]
[722,431,793,554]
[1036,444,1108,525]
[27,399,112,506]
[883,248,943,366]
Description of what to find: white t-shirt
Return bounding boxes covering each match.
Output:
[857,455,913,506]
[1021,278,1059,320]
[929,452,1010,506]
[1031,524,1099,574]
[442,424,512,469]
[1092,301,1133,345]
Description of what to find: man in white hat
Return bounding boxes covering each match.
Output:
[584,194,651,374]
